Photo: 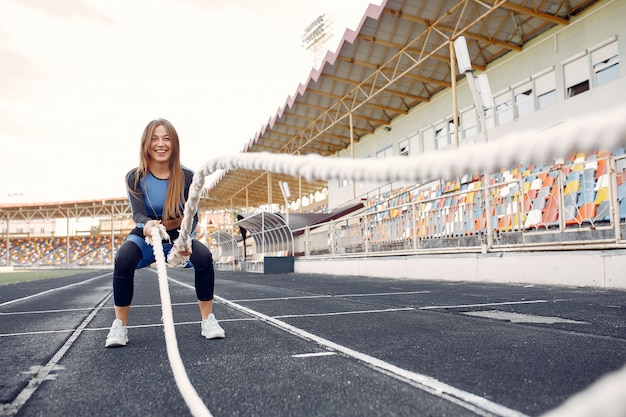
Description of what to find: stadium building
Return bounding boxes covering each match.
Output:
[2,0,626,288]
[202,0,626,287]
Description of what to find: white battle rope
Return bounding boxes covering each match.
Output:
[148,226,213,417]
[158,105,626,417]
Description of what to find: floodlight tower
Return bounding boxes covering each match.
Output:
[302,14,333,69]
[453,36,493,143]
[453,36,495,250]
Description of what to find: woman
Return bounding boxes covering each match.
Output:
[105,118,225,348]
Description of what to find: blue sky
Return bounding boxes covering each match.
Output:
[0,0,378,203]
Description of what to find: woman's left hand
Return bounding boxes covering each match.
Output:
[175,243,192,257]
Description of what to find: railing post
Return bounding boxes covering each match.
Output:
[557,170,565,232]
[484,174,493,251]
[609,157,621,241]
[330,220,336,256]
[304,227,310,257]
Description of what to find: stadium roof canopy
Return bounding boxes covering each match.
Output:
[202,0,599,210]
[0,198,130,222]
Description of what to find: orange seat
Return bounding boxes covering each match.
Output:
[575,203,596,224]
[543,176,555,187]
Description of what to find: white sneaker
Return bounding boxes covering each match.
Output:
[201,313,225,339]
[105,319,128,348]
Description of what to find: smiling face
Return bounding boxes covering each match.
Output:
[138,118,181,178]
[149,124,172,164]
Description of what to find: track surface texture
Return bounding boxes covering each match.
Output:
[1,268,625,417]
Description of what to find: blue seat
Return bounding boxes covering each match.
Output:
[612,147,625,156]
[564,193,577,207]
[594,201,610,222]
[567,170,581,182]
[564,205,577,223]
[577,189,596,206]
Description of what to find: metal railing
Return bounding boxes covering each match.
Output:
[296,153,626,257]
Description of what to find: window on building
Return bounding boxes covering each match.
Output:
[408,131,420,155]
[376,146,393,159]
[535,70,556,109]
[494,91,514,125]
[461,108,477,138]
[434,121,448,149]
[564,54,590,98]
[592,40,619,88]
[514,81,534,118]
[399,138,410,156]
[422,127,435,152]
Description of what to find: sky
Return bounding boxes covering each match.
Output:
[0,0,379,204]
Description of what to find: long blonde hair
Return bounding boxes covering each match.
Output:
[131,118,185,220]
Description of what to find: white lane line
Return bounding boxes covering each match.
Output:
[168,277,529,417]
[419,300,549,310]
[0,307,96,316]
[292,352,337,358]
[0,292,113,417]
[230,290,430,303]
[0,272,112,308]
[340,290,431,297]
[274,307,415,319]
[0,301,198,317]
[1,318,260,338]
[231,295,332,302]
[0,329,76,338]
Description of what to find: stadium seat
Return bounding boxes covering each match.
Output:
[577,188,596,206]
[596,159,608,179]
[594,200,611,222]
[564,179,580,195]
[612,147,625,156]
[594,187,609,205]
[575,203,596,225]
[564,193,577,207]
[620,199,626,220]
[541,195,559,228]
[525,209,543,229]
[595,174,610,190]
[542,175,555,187]
[564,204,578,225]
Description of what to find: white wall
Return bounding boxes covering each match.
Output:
[295,249,626,289]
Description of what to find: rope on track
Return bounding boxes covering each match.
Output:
[148,226,213,417]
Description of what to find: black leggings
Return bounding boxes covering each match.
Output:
[113,239,215,307]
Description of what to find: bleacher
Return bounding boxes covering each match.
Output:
[360,149,626,241]
[0,236,124,267]
[299,148,626,257]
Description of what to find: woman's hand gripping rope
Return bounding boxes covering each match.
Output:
[143,223,191,268]
[168,237,192,267]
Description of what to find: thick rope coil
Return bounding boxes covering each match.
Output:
[148,226,213,417]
